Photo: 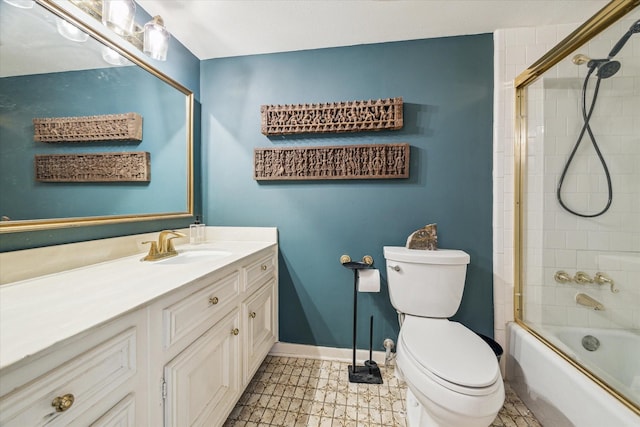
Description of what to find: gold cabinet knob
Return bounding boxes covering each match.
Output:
[261,264,267,271]
[208,296,219,305]
[231,328,239,336]
[249,311,257,319]
[52,393,74,412]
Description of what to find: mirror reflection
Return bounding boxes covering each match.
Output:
[0,0,192,228]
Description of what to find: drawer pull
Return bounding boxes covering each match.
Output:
[208,296,219,305]
[249,311,257,319]
[52,393,75,412]
[261,264,267,271]
[231,328,240,336]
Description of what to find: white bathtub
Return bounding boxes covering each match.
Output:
[507,323,639,426]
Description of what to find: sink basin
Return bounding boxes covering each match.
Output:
[156,249,232,265]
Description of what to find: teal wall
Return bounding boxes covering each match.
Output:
[200,34,495,350]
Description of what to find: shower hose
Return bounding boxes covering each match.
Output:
[556,66,613,218]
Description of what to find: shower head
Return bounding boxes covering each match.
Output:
[595,60,621,79]
[608,19,640,58]
[573,54,621,79]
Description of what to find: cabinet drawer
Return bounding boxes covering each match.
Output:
[163,271,240,350]
[244,252,275,293]
[90,394,135,427]
[0,328,136,427]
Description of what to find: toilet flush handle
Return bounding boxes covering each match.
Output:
[389,265,401,272]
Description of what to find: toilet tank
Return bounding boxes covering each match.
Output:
[383,246,470,318]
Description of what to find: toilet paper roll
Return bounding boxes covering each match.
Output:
[358,269,380,292]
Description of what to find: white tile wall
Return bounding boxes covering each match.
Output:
[494,12,640,357]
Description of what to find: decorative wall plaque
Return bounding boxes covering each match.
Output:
[254,143,409,181]
[260,97,403,136]
[35,152,151,182]
[33,113,143,143]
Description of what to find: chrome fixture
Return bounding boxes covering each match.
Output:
[554,270,572,284]
[594,272,619,294]
[581,335,600,352]
[575,293,604,311]
[383,338,395,367]
[141,230,186,261]
[68,0,171,61]
[574,271,594,285]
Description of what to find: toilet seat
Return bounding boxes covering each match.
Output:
[399,316,501,396]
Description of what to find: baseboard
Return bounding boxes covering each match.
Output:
[269,342,392,366]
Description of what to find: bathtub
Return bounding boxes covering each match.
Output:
[507,322,639,426]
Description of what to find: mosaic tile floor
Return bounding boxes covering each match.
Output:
[224,356,541,427]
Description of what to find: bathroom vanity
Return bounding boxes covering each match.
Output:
[0,228,278,427]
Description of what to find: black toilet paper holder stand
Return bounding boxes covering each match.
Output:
[340,254,383,384]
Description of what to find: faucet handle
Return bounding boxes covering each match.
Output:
[554,271,572,284]
[158,230,186,254]
[574,271,594,284]
[594,272,619,293]
[141,241,159,261]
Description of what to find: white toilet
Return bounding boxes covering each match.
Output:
[383,246,504,427]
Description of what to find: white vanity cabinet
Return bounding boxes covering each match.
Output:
[0,237,278,427]
[159,246,278,427]
[0,311,148,427]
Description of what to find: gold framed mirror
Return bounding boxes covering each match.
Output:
[0,0,194,233]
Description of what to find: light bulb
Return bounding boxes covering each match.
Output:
[143,16,170,61]
[101,0,135,36]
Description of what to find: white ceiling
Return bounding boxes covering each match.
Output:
[136,0,610,60]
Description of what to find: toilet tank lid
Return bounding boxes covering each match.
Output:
[383,247,470,265]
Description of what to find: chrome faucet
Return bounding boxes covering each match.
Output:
[575,293,604,311]
[142,230,186,261]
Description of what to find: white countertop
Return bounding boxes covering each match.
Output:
[0,239,276,370]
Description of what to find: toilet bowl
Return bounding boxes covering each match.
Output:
[396,316,504,427]
[383,246,505,427]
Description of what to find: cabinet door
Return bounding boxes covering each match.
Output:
[164,310,241,427]
[243,279,277,383]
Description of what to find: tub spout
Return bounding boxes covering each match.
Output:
[576,293,604,311]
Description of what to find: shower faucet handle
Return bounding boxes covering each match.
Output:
[574,271,594,284]
[554,271,572,284]
[594,272,619,293]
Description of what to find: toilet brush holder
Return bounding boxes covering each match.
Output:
[348,315,383,384]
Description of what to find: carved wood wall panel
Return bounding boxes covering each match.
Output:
[35,152,151,182]
[254,143,409,181]
[33,113,143,143]
[260,97,403,136]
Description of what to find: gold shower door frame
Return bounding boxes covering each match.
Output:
[513,0,640,416]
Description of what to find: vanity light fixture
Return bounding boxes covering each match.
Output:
[56,17,90,42]
[69,0,171,62]
[143,15,170,61]
[2,0,34,8]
